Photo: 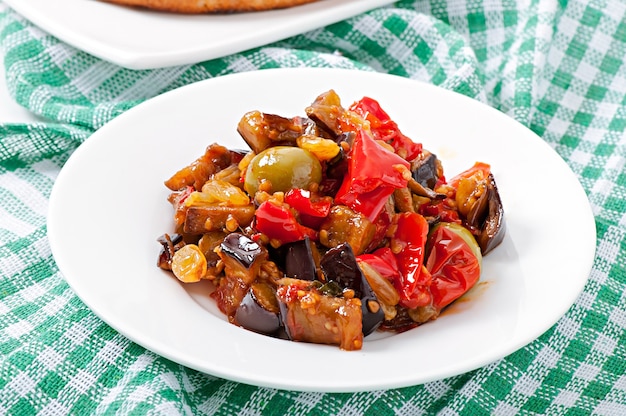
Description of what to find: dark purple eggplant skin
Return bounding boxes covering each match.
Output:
[268,237,317,281]
[156,233,183,270]
[478,173,506,255]
[320,243,362,296]
[464,173,506,255]
[235,290,280,335]
[320,243,384,336]
[220,233,264,269]
[412,152,439,189]
[284,237,317,281]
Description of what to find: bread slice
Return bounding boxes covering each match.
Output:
[101,0,321,13]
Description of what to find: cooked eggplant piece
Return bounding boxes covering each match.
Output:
[164,143,233,191]
[455,167,506,255]
[411,151,441,190]
[268,237,319,281]
[320,243,384,336]
[156,233,184,270]
[235,282,280,335]
[276,278,363,350]
[466,173,506,255]
[408,177,445,200]
[319,205,377,255]
[237,111,307,154]
[212,233,268,315]
[284,237,318,281]
[305,90,346,138]
[184,205,255,234]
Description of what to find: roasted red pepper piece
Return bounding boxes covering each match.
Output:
[357,247,400,282]
[254,200,317,245]
[357,213,431,309]
[391,212,431,309]
[447,162,491,188]
[334,128,410,221]
[284,188,332,229]
[426,223,482,310]
[418,200,462,224]
[284,188,331,217]
[350,97,422,161]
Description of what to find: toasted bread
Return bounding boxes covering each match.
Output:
[101,0,321,13]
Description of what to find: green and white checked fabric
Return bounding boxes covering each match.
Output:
[1,0,625,414]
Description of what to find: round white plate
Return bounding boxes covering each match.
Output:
[48,68,596,392]
[4,0,395,69]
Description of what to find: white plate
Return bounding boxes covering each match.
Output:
[48,68,596,392]
[4,0,395,70]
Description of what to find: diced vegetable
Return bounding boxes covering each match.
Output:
[276,278,364,351]
[171,244,207,283]
[320,243,384,336]
[235,282,281,335]
[158,89,506,351]
[244,146,322,195]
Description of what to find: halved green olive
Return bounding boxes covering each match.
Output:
[244,146,322,195]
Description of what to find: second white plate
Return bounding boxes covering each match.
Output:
[48,68,596,392]
[4,0,395,69]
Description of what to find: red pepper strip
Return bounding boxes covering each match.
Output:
[447,162,491,188]
[426,224,481,310]
[392,212,432,309]
[254,200,317,245]
[335,183,395,223]
[335,128,409,221]
[350,97,422,161]
[364,206,394,253]
[418,200,461,224]
[358,247,400,281]
[358,213,431,309]
[284,189,331,217]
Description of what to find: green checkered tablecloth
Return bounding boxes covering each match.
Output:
[1,0,624,414]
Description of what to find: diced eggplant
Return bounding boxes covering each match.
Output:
[212,233,268,315]
[283,237,318,281]
[305,90,346,138]
[320,244,362,296]
[319,205,376,255]
[184,205,255,234]
[320,243,384,336]
[325,132,353,180]
[411,151,441,190]
[408,177,445,200]
[268,238,318,280]
[276,278,363,350]
[235,282,280,335]
[236,111,306,153]
[164,143,233,191]
[156,233,184,270]
[468,173,506,255]
[220,233,266,269]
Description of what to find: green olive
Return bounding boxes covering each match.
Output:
[244,146,323,195]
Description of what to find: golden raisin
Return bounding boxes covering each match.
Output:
[171,244,207,283]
